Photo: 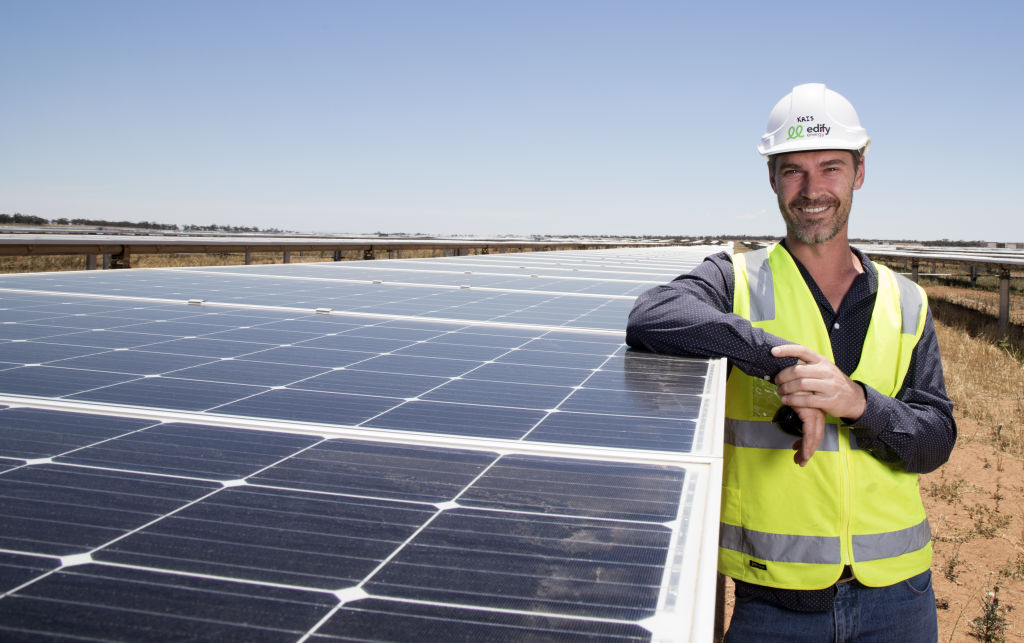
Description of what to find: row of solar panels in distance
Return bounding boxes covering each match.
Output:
[0,274,636,330]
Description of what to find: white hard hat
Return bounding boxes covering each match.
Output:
[757,83,870,157]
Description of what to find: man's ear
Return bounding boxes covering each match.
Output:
[853,156,866,191]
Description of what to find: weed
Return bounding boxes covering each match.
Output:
[966,502,1012,539]
[998,553,1024,580]
[927,475,967,504]
[968,586,1013,642]
[944,547,966,582]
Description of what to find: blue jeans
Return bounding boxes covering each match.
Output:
[725,570,937,642]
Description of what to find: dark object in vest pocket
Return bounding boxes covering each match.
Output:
[773,405,804,437]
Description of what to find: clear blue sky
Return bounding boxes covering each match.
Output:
[2,0,1021,241]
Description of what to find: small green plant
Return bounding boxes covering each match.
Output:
[966,502,1012,539]
[998,553,1024,580]
[969,586,1013,642]
[927,475,967,504]
[944,547,965,582]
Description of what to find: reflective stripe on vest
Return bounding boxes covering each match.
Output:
[725,418,840,452]
[853,518,932,562]
[721,518,931,566]
[744,248,774,322]
[721,523,841,565]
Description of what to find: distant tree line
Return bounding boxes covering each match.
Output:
[0,213,283,234]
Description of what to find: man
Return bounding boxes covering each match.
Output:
[626,83,956,641]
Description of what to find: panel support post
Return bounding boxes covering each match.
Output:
[86,255,97,270]
[244,251,252,265]
[283,251,291,264]
[911,258,920,283]
[714,573,726,642]
[109,246,130,269]
[998,266,1011,330]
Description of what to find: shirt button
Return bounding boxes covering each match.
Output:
[833,322,840,330]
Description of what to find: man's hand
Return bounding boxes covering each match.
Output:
[771,344,867,466]
[771,344,867,420]
[789,405,825,467]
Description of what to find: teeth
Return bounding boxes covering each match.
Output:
[802,206,828,214]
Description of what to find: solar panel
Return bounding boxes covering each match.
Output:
[0,246,726,641]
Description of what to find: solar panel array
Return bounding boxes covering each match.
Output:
[0,246,726,641]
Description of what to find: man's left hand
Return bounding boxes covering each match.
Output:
[771,344,866,421]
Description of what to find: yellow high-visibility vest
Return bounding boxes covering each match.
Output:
[720,243,931,589]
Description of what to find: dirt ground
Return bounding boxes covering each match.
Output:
[924,421,1024,642]
[718,417,1024,641]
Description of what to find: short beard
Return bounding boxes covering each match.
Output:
[778,193,851,245]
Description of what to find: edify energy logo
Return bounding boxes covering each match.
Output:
[786,115,831,140]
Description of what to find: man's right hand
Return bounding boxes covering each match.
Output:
[790,405,825,467]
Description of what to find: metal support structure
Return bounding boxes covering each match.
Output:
[911,258,920,282]
[108,246,130,269]
[333,250,342,262]
[714,573,726,641]
[969,265,978,287]
[363,247,375,260]
[244,251,252,265]
[999,266,1011,329]
[283,251,291,264]
[86,255,97,270]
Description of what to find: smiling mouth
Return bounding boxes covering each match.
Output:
[792,199,837,215]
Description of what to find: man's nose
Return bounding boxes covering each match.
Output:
[801,173,827,200]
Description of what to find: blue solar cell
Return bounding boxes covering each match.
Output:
[527,411,696,452]
[496,348,609,370]
[142,337,278,358]
[0,564,336,640]
[69,376,267,411]
[560,387,702,418]
[0,552,60,594]
[249,439,495,501]
[462,361,591,386]
[354,354,481,377]
[215,388,400,425]
[234,345,371,368]
[364,508,670,619]
[0,464,218,556]
[35,329,178,349]
[0,341,105,364]
[0,407,158,459]
[458,454,685,522]
[295,368,447,397]
[319,598,652,641]
[48,349,217,376]
[165,359,329,386]
[57,422,319,479]
[94,486,435,589]
[365,400,544,439]
[0,365,137,397]
[423,378,570,410]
